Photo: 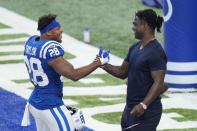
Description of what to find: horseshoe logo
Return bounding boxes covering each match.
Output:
[163,0,173,22]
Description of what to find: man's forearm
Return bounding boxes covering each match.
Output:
[142,81,163,107]
[73,62,99,81]
[102,64,127,79]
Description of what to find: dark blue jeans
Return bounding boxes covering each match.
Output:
[121,103,162,131]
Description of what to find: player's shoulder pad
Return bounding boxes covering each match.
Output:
[39,40,64,59]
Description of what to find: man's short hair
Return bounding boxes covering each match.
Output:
[37,14,57,31]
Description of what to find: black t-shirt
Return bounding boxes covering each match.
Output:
[125,39,167,109]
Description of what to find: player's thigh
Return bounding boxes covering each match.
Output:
[45,105,75,131]
[59,105,75,130]
[29,104,40,119]
[29,104,50,131]
[34,117,50,131]
[29,104,75,131]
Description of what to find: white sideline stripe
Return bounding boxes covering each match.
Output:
[0,37,28,43]
[0,45,24,52]
[79,78,104,84]
[165,113,184,118]
[63,99,78,105]
[167,62,197,71]
[0,55,23,60]
[0,28,26,35]
[165,74,197,84]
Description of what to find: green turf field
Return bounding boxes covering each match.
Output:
[0,22,10,28]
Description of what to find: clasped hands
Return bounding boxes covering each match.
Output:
[94,46,110,65]
[99,46,110,65]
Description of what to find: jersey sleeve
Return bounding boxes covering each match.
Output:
[148,49,167,71]
[41,42,64,63]
[124,47,131,62]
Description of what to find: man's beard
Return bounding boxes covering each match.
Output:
[135,32,143,40]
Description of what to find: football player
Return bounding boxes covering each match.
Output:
[21,14,109,131]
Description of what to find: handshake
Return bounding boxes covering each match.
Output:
[99,46,110,65]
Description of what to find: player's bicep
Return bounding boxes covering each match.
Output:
[151,70,166,83]
[48,56,75,78]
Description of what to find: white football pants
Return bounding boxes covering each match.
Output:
[29,104,75,131]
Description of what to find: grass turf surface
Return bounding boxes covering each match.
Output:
[63,95,126,108]
[0,41,26,46]
[163,108,197,122]
[63,74,125,87]
[0,22,10,28]
[0,51,75,64]
[0,33,29,41]
[0,51,22,56]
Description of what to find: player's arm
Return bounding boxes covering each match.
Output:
[101,61,129,79]
[130,70,165,117]
[142,48,167,107]
[142,70,166,107]
[48,56,101,81]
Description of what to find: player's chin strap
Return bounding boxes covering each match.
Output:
[21,102,30,126]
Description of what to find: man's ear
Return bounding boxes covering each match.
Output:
[140,20,147,30]
[144,23,150,32]
[143,22,148,29]
[45,30,53,36]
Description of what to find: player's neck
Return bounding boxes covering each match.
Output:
[40,35,48,41]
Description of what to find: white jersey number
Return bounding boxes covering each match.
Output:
[24,56,49,86]
[48,47,60,57]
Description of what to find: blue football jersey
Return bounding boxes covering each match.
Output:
[24,35,65,110]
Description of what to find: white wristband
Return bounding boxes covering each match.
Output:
[140,102,147,110]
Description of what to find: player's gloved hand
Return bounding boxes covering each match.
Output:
[99,46,110,65]
[65,105,85,131]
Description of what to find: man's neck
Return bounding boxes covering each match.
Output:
[140,35,155,49]
[40,35,46,40]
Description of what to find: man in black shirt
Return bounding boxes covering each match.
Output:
[101,9,167,131]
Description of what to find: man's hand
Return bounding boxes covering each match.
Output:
[93,55,101,66]
[99,46,110,65]
[161,82,169,94]
[130,104,145,117]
